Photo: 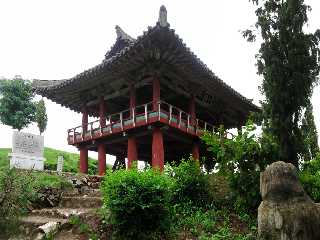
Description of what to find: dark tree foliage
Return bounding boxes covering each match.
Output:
[35,99,48,135]
[0,77,36,131]
[300,100,319,161]
[244,0,320,166]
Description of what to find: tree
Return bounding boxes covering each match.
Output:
[0,77,36,131]
[300,100,319,161]
[244,0,320,166]
[35,99,48,135]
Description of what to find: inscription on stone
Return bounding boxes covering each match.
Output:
[12,131,44,157]
[9,131,45,170]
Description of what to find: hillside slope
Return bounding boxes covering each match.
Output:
[0,147,110,175]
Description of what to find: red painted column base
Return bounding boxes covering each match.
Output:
[79,147,88,174]
[152,127,164,171]
[127,137,137,169]
[192,142,200,160]
[98,144,106,176]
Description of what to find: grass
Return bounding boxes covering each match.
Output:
[32,171,73,189]
[0,147,111,175]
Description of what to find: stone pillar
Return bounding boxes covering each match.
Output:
[79,106,89,173]
[152,127,164,171]
[98,144,106,175]
[127,84,138,168]
[79,147,88,174]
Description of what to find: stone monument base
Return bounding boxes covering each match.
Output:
[9,153,45,171]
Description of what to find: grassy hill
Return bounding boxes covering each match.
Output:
[0,147,110,175]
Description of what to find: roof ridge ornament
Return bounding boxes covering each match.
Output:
[158,5,169,27]
[115,25,135,41]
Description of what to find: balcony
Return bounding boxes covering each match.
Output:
[67,101,217,145]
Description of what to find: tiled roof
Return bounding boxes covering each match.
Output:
[33,5,259,115]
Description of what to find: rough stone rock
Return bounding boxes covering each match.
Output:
[258,161,320,240]
[32,187,62,208]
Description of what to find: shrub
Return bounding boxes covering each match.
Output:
[300,154,320,202]
[0,168,36,236]
[170,158,211,208]
[201,122,277,214]
[101,168,171,239]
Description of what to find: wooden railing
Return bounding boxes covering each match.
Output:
[67,101,221,144]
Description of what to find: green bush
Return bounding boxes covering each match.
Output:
[201,122,278,214]
[170,158,211,208]
[101,168,171,239]
[0,168,36,236]
[300,154,320,202]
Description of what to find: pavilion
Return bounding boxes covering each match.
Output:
[34,6,259,175]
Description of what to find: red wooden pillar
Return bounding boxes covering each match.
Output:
[82,106,88,132]
[127,84,138,168]
[192,142,200,160]
[79,147,88,174]
[97,97,107,175]
[127,138,137,169]
[153,76,161,110]
[189,94,196,125]
[99,96,106,128]
[98,144,106,175]
[79,106,89,173]
[152,127,164,171]
[151,75,164,171]
[189,95,200,160]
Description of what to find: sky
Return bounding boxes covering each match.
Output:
[0,0,320,161]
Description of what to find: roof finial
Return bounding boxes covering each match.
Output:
[115,25,134,41]
[158,5,169,27]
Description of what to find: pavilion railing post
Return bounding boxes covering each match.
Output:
[158,101,161,121]
[196,119,199,134]
[81,125,85,140]
[204,122,207,131]
[110,116,113,133]
[187,115,190,132]
[90,122,93,138]
[178,111,182,128]
[169,105,172,124]
[120,112,124,130]
[133,108,136,127]
[73,128,76,143]
[144,104,148,123]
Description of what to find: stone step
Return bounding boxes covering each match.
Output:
[21,215,68,226]
[18,215,68,239]
[59,196,103,208]
[29,207,96,219]
[63,188,102,197]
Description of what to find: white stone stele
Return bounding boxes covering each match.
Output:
[57,155,64,174]
[9,131,45,171]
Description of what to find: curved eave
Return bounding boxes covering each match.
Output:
[34,23,260,115]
